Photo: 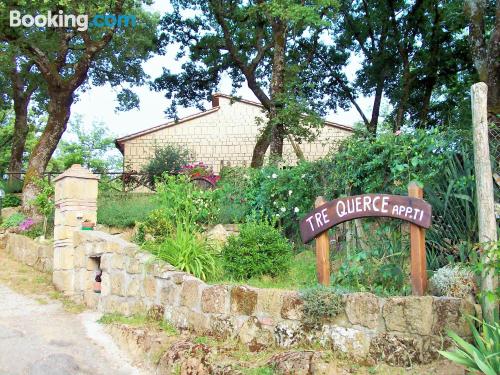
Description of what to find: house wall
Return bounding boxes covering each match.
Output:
[122,96,352,173]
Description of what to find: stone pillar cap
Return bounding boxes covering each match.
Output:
[53,164,100,182]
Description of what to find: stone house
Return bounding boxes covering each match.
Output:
[115,93,353,173]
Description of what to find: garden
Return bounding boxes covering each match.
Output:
[1,126,499,373]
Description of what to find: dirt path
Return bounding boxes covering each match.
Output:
[0,250,148,375]
[0,284,147,375]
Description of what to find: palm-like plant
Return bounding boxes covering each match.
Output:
[439,316,500,375]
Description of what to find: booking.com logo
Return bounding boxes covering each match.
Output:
[9,10,136,31]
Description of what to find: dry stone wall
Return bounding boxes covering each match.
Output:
[2,233,53,272]
[70,230,475,366]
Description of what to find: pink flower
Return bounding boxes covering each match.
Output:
[395,130,402,136]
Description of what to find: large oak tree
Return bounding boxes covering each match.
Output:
[0,0,158,208]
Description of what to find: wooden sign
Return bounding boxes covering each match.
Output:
[301,183,431,296]
[300,194,432,244]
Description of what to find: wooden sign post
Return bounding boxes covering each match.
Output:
[315,196,330,286]
[300,184,432,296]
[408,182,427,295]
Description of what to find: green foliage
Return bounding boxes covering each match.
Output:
[22,223,44,239]
[30,178,54,218]
[221,221,292,280]
[214,167,253,224]
[439,316,500,375]
[328,128,468,196]
[50,118,121,173]
[0,212,25,229]
[220,249,318,290]
[331,221,411,296]
[300,285,345,326]
[2,194,21,208]
[147,227,219,281]
[153,174,218,228]
[425,148,478,269]
[141,145,193,188]
[97,192,155,228]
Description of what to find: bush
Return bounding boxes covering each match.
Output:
[141,144,193,187]
[429,264,477,298]
[2,194,21,208]
[221,221,292,280]
[300,286,345,327]
[147,227,218,281]
[97,192,156,228]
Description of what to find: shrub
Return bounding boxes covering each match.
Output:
[439,316,499,375]
[214,167,253,224]
[148,227,218,281]
[141,144,193,187]
[300,286,345,327]
[97,192,156,228]
[135,209,176,243]
[429,264,477,299]
[221,221,292,280]
[0,212,26,229]
[2,194,21,208]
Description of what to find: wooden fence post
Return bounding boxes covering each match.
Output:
[471,82,498,324]
[315,196,330,286]
[408,182,427,296]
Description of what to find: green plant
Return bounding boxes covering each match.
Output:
[425,148,478,269]
[153,174,218,228]
[141,144,193,188]
[300,285,345,326]
[429,264,477,299]
[331,220,411,296]
[2,194,21,208]
[221,220,292,280]
[439,316,500,375]
[0,212,26,229]
[148,227,219,281]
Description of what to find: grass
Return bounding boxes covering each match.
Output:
[214,249,318,290]
[97,192,156,228]
[98,312,179,336]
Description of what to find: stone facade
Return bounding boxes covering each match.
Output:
[116,94,353,173]
[3,233,53,272]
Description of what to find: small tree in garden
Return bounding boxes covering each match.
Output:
[31,178,54,238]
[141,145,193,188]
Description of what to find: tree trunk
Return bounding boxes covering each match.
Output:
[368,77,385,135]
[269,19,286,160]
[394,63,412,131]
[8,89,33,188]
[22,91,73,209]
[250,123,272,168]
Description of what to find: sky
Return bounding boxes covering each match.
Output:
[69,0,375,140]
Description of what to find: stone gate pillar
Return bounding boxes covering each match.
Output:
[53,164,99,294]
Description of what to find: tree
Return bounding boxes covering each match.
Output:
[0,0,158,208]
[50,118,121,173]
[154,0,337,167]
[465,0,499,120]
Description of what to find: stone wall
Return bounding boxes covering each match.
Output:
[2,233,53,273]
[120,95,353,173]
[70,230,475,366]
